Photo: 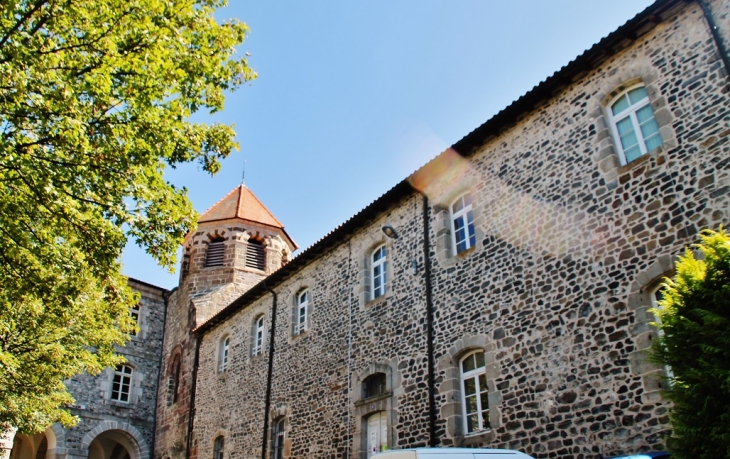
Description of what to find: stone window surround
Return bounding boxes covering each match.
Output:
[210,430,229,459]
[627,254,677,397]
[606,83,662,165]
[101,361,141,407]
[268,406,291,459]
[285,279,315,341]
[351,362,401,459]
[591,70,677,182]
[355,232,395,309]
[432,180,485,269]
[196,229,229,271]
[436,334,501,446]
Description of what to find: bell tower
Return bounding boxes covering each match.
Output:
[154,184,297,459]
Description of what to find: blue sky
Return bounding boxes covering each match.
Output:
[122,0,655,289]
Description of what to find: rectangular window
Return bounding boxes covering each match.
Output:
[112,365,133,403]
[451,194,476,255]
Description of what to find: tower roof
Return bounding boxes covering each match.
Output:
[196,184,298,249]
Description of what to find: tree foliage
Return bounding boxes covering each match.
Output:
[0,0,254,433]
[651,228,730,458]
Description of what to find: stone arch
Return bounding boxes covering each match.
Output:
[80,422,148,459]
[436,334,500,446]
[44,424,66,459]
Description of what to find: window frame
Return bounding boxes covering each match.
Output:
[111,364,134,403]
[371,244,387,300]
[218,335,230,373]
[294,290,309,336]
[213,436,224,459]
[607,83,662,165]
[252,315,265,357]
[129,304,140,337]
[271,418,285,459]
[459,350,490,435]
[450,193,476,255]
[650,283,675,382]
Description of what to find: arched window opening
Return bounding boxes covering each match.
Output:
[168,354,181,404]
[460,351,490,434]
[213,436,224,459]
[362,373,386,399]
[252,316,265,357]
[294,290,309,335]
[371,245,387,299]
[246,238,265,270]
[205,238,225,267]
[608,84,661,164]
[218,335,230,373]
[451,193,476,255]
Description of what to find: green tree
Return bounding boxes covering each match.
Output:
[0,0,254,433]
[651,228,730,458]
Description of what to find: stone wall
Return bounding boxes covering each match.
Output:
[184,2,730,459]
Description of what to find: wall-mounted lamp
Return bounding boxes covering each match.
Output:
[382,224,399,239]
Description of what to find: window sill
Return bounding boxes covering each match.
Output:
[454,428,495,446]
[108,400,134,409]
[617,145,664,174]
[364,292,392,309]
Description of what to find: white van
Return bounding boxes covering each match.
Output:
[372,448,535,459]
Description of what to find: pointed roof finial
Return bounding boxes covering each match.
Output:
[241,159,246,186]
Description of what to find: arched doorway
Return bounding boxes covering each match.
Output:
[87,430,137,459]
[9,430,51,459]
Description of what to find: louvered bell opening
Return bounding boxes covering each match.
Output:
[246,240,265,270]
[205,241,225,267]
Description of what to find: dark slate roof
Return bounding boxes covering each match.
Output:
[194,0,686,335]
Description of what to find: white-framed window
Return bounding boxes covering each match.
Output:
[213,436,224,459]
[111,364,134,403]
[129,304,140,337]
[371,245,387,299]
[451,193,476,255]
[218,335,230,373]
[460,351,490,434]
[294,290,309,335]
[252,316,265,357]
[205,238,225,267]
[608,84,662,164]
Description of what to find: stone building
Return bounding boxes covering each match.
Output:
[7,0,730,459]
[153,0,730,458]
[8,279,167,459]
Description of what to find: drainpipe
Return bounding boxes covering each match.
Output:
[261,285,278,459]
[345,240,354,458]
[185,335,201,459]
[422,194,438,447]
[697,0,730,76]
[150,290,170,459]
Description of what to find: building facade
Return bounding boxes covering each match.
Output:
[9,279,167,459]
[154,1,730,458]
[9,1,730,459]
